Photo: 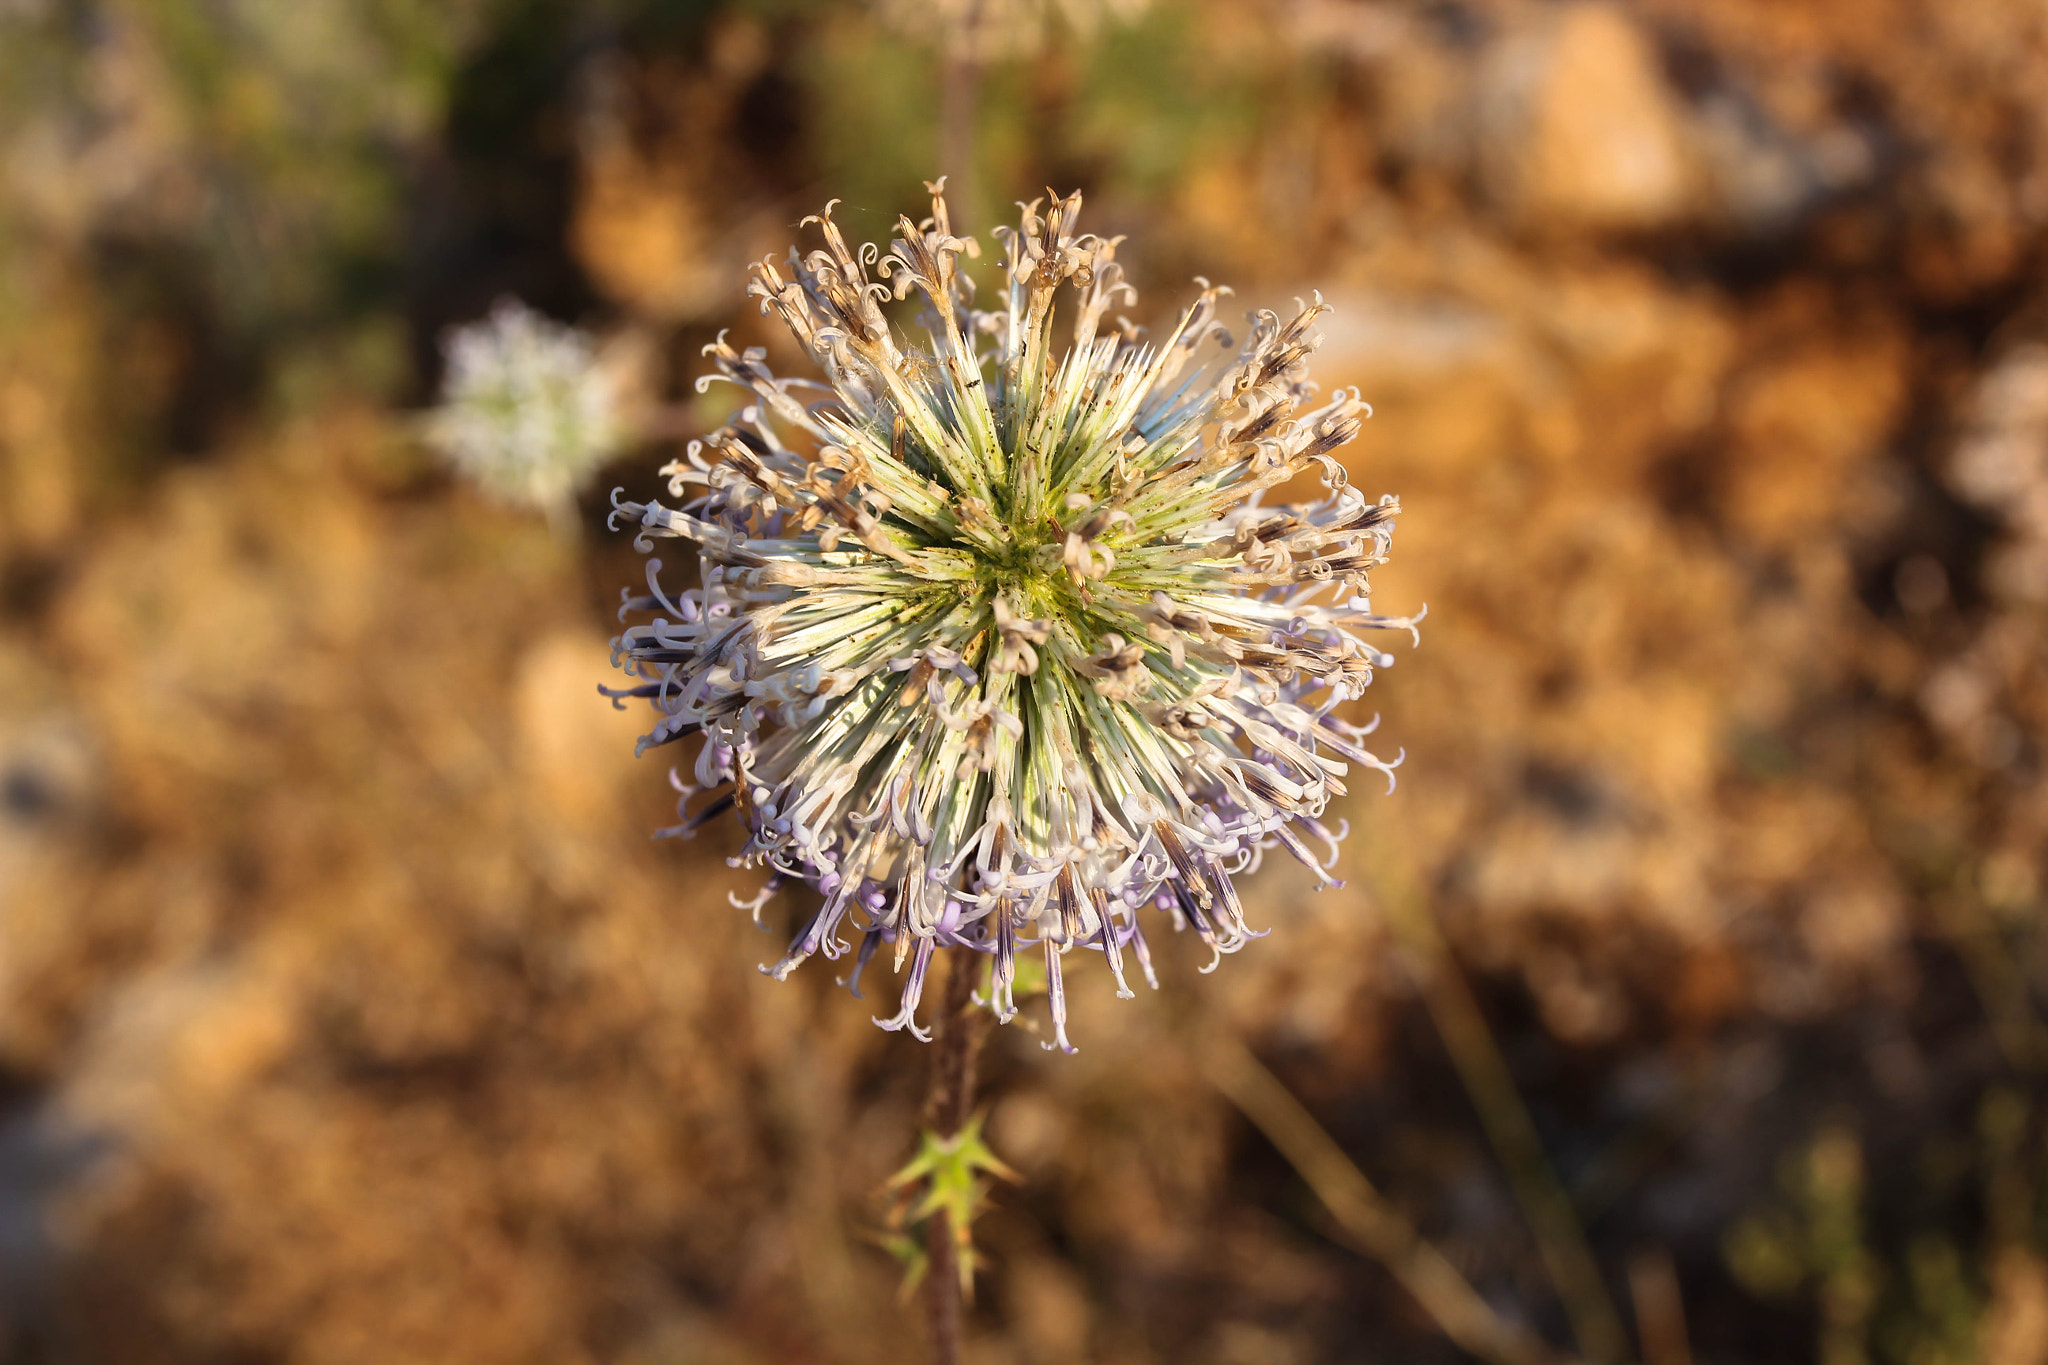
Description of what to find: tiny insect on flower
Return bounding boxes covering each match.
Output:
[608,182,1418,1051]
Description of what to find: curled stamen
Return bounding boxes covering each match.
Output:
[1042,938,1077,1054]
[875,935,937,1040]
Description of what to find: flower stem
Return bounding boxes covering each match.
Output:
[939,56,979,219]
[921,950,984,1365]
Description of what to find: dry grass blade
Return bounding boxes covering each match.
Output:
[1372,869,1634,1365]
[1207,1033,1585,1365]
[1626,1247,1693,1365]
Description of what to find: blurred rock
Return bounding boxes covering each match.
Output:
[1479,4,1702,232]
[1005,1255,1092,1363]
[1984,1250,2048,1365]
[568,32,790,323]
[1953,340,2048,604]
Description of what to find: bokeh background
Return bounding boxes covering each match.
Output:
[3,0,2048,1361]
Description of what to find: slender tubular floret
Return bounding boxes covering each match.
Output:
[608,182,1418,1050]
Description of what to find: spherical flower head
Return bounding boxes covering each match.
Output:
[609,183,1417,1051]
[429,298,625,513]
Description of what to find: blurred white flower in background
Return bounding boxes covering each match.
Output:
[428,299,629,528]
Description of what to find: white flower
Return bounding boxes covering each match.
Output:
[428,299,625,514]
[609,183,1417,1051]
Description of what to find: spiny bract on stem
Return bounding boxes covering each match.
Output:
[607,181,1418,1051]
